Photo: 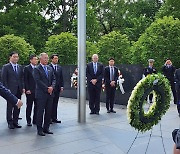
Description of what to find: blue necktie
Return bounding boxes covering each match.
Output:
[43,66,48,77]
[94,63,97,74]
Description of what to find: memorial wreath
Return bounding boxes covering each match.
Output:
[127,73,171,132]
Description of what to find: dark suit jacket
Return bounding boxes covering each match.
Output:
[24,64,36,93]
[175,68,180,86]
[86,62,103,88]
[162,65,176,82]
[49,64,64,91]
[1,63,24,95]
[33,64,56,98]
[0,82,18,105]
[143,67,157,77]
[104,66,119,87]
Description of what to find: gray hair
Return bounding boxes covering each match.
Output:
[92,54,98,58]
[39,53,48,59]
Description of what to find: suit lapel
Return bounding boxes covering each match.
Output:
[47,67,51,81]
[91,62,94,74]
[29,64,33,71]
[17,65,20,76]
[96,63,99,74]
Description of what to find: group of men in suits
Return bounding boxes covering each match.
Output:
[86,54,119,115]
[1,52,64,136]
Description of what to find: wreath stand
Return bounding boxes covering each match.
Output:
[127,115,167,154]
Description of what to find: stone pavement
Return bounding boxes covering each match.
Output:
[0,95,179,154]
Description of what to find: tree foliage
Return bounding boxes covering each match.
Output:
[98,31,131,64]
[45,32,77,65]
[0,34,35,65]
[0,1,51,52]
[86,41,99,62]
[1,0,179,67]
[131,16,180,70]
[156,0,180,19]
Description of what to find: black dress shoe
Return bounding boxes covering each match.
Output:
[107,110,111,113]
[18,117,22,120]
[8,123,15,129]
[110,110,116,113]
[38,131,46,136]
[52,119,61,123]
[13,124,22,128]
[27,123,32,126]
[43,130,53,134]
[90,111,94,115]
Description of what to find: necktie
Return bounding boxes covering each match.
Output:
[110,67,114,81]
[94,63,97,74]
[14,65,18,74]
[54,66,57,71]
[43,66,48,77]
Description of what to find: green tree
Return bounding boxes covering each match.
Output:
[87,0,163,42]
[36,0,77,33]
[45,32,99,64]
[98,31,131,64]
[0,34,35,66]
[45,32,77,65]
[86,41,99,62]
[72,3,101,42]
[131,16,180,70]
[0,1,52,52]
[156,0,180,19]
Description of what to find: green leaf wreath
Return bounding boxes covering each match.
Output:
[127,73,171,132]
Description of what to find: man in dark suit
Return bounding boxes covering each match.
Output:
[49,54,64,123]
[162,59,177,104]
[175,68,180,116]
[143,59,157,103]
[24,55,38,126]
[33,53,56,136]
[1,51,25,129]
[0,81,23,108]
[104,58,119,113]
[86,54,103,115]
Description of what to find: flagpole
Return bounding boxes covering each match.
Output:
[77,0,86,123]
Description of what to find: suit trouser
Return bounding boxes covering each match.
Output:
[176,86,180,114]
[105,86,116,110]
[88,86,101,112]
[51,91,60,120]
[7,90,21,125]
[26,93,37,124]
[36,95,53,132]
[170,81,177,104]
